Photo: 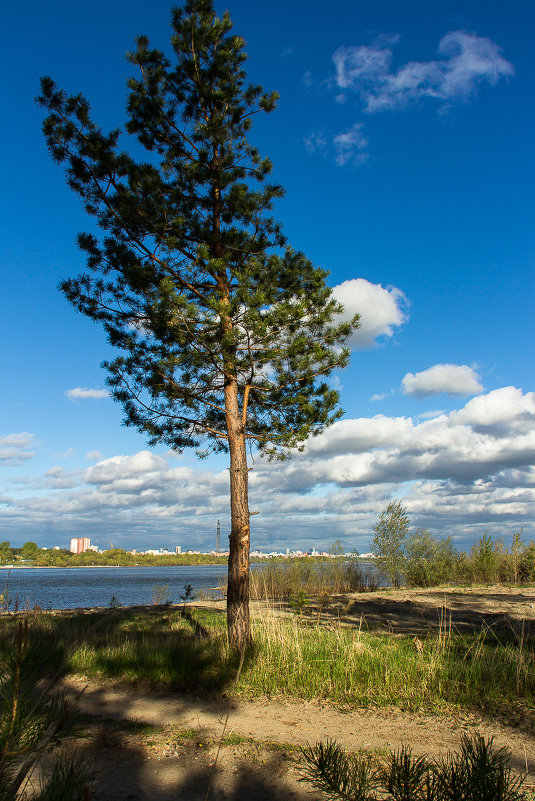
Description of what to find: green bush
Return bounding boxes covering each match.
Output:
[372,501,411,588]
[405,530,458,588]
[300,733,526,801]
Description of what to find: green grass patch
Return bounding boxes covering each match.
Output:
[221,731,255,745]
[233,615,535,721]
[0,605,533,725]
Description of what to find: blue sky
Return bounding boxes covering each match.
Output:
[1,0,534,553]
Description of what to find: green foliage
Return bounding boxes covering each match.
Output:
[405,530,458,588]
[0,542,14,565]
[36,2,357,461]
[471,533,499,585]
[372,501,411,588]
[289,590,309,616]
[329,540,345,556]
[20,541,39,561]
[301,739,380,801]
[519,542,535,583]
[300,734,526,801]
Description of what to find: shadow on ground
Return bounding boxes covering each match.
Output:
[70,720,318,801]
[307,590,535,639]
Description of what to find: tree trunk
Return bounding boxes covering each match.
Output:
[225,381,251,651]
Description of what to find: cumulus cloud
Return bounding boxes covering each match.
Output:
[332,31,514,112]
[451,386,535,433]
[0,433,35,465]
[85,451,169,488]
[332,278,408,349]
[284,386,535,488]
[402,364,483,397]
[65,387,108,401]
[1,388,533,553]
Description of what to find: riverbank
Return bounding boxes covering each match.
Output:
[29,585,535,800]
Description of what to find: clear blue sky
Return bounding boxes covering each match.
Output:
[1,0,534,553]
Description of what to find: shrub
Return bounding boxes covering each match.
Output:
[0,620,93,800]
[300,733,526,801]
[405,530,458,588]
[372,501,410,589]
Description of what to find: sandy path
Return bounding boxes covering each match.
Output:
[53,587,535,800]
[59,675,535,801]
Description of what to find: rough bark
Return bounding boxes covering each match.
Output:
[225,378,251,651]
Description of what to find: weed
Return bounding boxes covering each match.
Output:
[221,731,255,746]
[152,584,170,605]
[180,584,196,603]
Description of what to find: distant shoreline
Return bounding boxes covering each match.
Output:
[0,563,225,570]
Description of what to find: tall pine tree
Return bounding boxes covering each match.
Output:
[37,0,358,649]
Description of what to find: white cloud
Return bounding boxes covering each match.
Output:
[332,278,408,349]
[287,387,535,488]
[402,364,483,397]
[54,448,75,460]
[85,451,169,486]
[1,389,534,553]
[332,31,514,113]
[451,386,535,432]
[65,387,108,401]
[333,123,368,166]
[0,433,35,465]
[86,450,103,461]
[303,131,327,156]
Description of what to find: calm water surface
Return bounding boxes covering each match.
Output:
[0,566,227,610]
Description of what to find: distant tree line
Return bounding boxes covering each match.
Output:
[0,543,230,567]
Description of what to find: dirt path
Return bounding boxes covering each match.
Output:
[60,675,535,801]
[57,586,535,801]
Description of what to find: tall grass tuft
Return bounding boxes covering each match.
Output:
[249,559,378,600]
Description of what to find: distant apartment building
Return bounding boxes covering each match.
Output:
[70,537,91,554]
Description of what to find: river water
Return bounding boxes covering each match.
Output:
[0,565,227,610]
[0,561,383,611]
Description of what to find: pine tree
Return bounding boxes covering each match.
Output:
[37,0,358,649]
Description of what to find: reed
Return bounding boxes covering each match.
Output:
[248,559,378,600]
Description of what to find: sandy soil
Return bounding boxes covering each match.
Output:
[56,586,535,800]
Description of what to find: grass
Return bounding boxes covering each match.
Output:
[0,600,533,725]
[240,611,535,719]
